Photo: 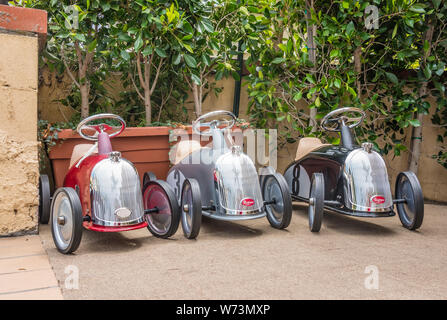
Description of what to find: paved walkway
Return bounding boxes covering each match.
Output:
[0,235,62,299]
[38,203,446,299]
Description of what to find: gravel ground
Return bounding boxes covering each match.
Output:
[39,203,447,299]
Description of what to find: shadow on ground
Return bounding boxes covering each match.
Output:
[293,202,397,236]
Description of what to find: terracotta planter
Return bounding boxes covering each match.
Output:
[49,126,181,189]
[49,125,247,189]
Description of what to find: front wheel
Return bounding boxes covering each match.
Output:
[262,173,292,229]
[395,171,424,230]
[308,173,324,232]
[50,188,83,254]
[180,178,202,239]
[143,180,180,238]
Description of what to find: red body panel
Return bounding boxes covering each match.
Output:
[88,221,148,232]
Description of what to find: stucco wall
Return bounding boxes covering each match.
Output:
[0,31,39,236]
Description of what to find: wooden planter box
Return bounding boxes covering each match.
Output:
[49,126,182,188]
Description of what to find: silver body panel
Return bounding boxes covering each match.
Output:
[215,149,264,215]
[342,149,393,212]
[90,158,144,226]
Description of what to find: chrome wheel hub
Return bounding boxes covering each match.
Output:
[52,192,73,250]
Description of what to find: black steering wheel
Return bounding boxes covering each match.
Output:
[321,107,366,132]
[76,113,126,141]
[192,110,236,136]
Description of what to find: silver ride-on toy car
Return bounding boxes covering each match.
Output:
[160,110,292,239]
[283,107,424,232]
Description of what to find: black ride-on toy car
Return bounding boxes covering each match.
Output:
[284,107,424,232]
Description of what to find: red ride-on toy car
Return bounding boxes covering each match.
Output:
[38,114,180,254]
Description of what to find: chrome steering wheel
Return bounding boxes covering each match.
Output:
[192,110,236,136]
[76,113,126,141]
[321,107,366,132]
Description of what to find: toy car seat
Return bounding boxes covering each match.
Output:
[69,144,98,168]
[295,137,331,161]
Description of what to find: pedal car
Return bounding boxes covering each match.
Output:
[38,114,179,254]
[161,110,292,239]
[283,107,424,232]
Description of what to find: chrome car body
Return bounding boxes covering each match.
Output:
[90,152,145,227]
[342,148,393,212]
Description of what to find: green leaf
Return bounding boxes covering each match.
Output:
[184,54,197,68]
[334,78,341,88]
[141,46,153,56]
[408,119,421,127]
[201,54,211,66]
[182,43,194,53]
[272,57,285,64]
[392,24,398,39]
[182,21,193,34]
[293,91,302,101]
[423,65,432,79]
[87,39,97,52]
[306,74,316,84]
[201,18,214,33]
[346,21,355,37]
[73,33,86,42]
[120,50,130,61]
[172,53,181,65]
[385,72,398,85]
[409,4,426,13]
[191,73,201,85]
[155,47,167,58]
[134,34,143,52]
[330,49,339,59]
[315,97,321,107]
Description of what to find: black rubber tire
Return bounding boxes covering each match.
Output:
[308,173,324,232]
[180,178,202,239]
[395,171,424,230]
[262,173,292,229]
[50,188,83,254]
[39,175,51,224]
[143,172,157,188]
[143,179,180,238]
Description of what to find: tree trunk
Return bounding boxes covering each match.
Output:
[192,82,201,117]
[145,88,151,125]
[409,23,435,174]
[354,46,362,100]
[80,84,89,119]
[306,0,317,132]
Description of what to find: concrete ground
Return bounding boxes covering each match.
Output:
[38,203,447,300]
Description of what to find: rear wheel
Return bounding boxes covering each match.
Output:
[308,173,324,232]
[180,178,202,239]
[39,175,51,224]
[262,173,292,229]
[50,188,83,254]
[395,171,424,230]
[143,171,157,188]
[143,180,180,238]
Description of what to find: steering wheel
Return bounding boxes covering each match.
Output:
[192,110,236,136]
[76,113,126,141]
[321,107,366,132]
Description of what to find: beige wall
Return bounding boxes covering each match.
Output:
[38,72,447,203]
[0,32,39,236]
